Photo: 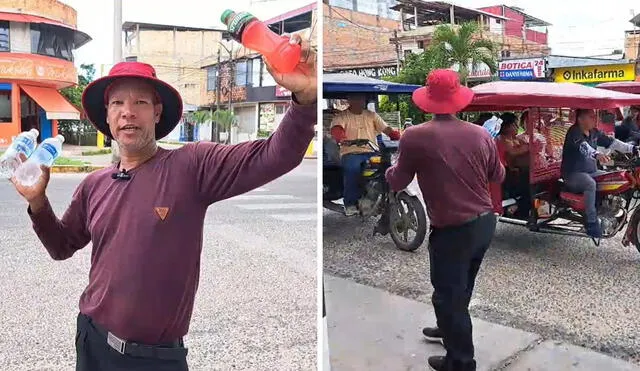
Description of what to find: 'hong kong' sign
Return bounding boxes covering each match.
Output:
[499,58,546,80]
[333,66,398,78]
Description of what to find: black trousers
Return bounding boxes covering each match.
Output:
[75,313,189,371]
[428,212,496,369]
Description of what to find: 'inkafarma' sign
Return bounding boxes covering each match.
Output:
[554,63,636,83]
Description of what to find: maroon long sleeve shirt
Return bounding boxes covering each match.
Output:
[27,100,316,344]
[385,118,505,228]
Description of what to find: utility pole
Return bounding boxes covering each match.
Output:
[213,48,221,142]
[110,0,123,163]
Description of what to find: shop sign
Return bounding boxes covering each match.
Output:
[499,58,546,80]
[0,53,77,85]
[334,66,398,78]
[275,85,291,97]
[554,63,636,83]
[451,62,493,79]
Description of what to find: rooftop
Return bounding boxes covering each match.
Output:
[390,0,508,27]
[498,5,552,27]
[122,21,225,33]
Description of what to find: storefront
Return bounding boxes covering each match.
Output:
[553,62,636,86]
[498,58,547,81]
[0,53,81,145]
[0,5,90,146]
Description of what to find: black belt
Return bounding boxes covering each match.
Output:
[431,211,493,230]
[81,313,188,361]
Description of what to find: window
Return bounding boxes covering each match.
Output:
[125,56,138,62]
[206,66,217,91]
[252,58,261,87]
[0,90,12,123]
[30,24,75,61]
[235,60,253,86]
[0,21,9,52]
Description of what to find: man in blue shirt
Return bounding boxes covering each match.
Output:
[561,108,638,237]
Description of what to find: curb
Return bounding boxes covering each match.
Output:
[51,165,106,173]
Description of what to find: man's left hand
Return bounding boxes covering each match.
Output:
[388,129,401,141]
[264,33,316,105]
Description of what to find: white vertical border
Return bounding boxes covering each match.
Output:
[315,1,325,370]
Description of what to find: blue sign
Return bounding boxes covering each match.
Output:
[499,69,535,80]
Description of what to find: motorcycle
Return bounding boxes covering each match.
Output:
[466,80,640,254]
[323,138,428,252]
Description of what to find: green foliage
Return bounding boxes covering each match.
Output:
[430,22,498,85]
[58,64,97,140]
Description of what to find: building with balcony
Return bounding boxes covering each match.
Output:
[0,0,91,146]
[200,2,317,143]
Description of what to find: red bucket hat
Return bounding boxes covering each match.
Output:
[81,62,183,140]
[412,69,474,114]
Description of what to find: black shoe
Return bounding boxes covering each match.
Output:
[422,327,444,344]
[428,356,476,371]
[428,356,446,371]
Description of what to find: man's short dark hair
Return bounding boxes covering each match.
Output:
[574,108,592,124]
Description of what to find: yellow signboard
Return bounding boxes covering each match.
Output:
[554,63,636,83]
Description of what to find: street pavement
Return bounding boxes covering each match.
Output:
[325,274,640,371]
[0,159,317,371]
[323,205,640,367]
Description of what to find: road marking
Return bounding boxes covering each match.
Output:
[269,213,317,222]
[228,194,297,201]
[237,203,316,210]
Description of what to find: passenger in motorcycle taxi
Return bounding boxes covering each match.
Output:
[561,108,639,238]
[617,106,640,144]
[496,113,531,218]
[329,94,401,216]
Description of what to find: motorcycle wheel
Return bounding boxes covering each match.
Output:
[389,192,427,252]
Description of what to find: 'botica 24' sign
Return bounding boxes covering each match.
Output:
[554,63,636,83]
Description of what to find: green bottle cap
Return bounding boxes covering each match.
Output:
[221,9,234,25]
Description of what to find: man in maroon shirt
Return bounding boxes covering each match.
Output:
[9,35,316,371]
[386,69,505,371]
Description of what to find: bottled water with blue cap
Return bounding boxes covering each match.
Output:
[482,115,503,139]
[14,134,65,187]
[0,129,39,179]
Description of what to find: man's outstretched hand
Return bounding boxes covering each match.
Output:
[264,33,317,105]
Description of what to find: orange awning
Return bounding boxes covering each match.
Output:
[20,85,80,120]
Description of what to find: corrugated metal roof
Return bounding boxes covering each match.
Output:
[546,55,634,68]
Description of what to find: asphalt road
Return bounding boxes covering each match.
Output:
[323,204,640,365]
[0,159,317,371]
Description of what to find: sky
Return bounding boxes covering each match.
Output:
[59,0,314,72]
[62,0,639,70]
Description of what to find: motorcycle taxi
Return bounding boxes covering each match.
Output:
[464,80,640,253]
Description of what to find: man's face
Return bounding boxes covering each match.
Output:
[347,95,366,112]
[577,109,597,130]
[105,78,162,152]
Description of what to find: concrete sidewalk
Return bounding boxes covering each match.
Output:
[324,275,640,371]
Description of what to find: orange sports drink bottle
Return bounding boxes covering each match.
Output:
[221,9,302,74]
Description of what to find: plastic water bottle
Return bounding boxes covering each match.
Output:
[0,129,39,178]
[482,115,503,138]
[14,135,65,187]
[221,9,302,73]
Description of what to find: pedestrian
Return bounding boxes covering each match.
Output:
[10,34,316,371]
[385,69,505,371]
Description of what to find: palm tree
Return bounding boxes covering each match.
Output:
[430,21,499,85]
